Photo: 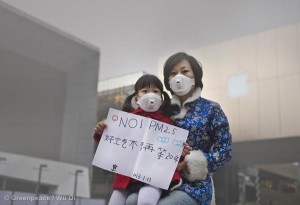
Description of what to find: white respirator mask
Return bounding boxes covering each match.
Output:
[169,73,195,96]
[137,92,162,112]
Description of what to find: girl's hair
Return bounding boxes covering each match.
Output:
[122,74,171,116]
[163,52,203,94]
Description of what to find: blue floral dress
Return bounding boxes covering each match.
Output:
[171,90,232,205]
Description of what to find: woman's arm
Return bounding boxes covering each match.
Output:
[183,103,232,181]
[205,103,232,173]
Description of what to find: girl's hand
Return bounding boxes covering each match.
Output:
[181,142,192,157]
[94,120,107,135]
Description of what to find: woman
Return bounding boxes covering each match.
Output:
[126,52,232,205]
[160,52,232,205]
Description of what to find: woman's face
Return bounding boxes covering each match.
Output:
[168,59,194,81]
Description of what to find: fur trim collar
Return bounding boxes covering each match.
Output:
[171,88,201,119]
[171,87,201,107]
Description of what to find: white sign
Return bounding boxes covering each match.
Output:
[92,108,189,190]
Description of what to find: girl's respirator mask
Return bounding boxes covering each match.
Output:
[137,92,162,112]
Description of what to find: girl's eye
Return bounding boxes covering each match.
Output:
[182,70,189,73]
[170,71,177,76]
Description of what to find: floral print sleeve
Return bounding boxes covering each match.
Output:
[204,102,232,173]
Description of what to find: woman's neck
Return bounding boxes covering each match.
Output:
[178,87,195,105]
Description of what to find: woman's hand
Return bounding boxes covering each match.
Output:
[181,142,192,157]
[94,120,107,135]
[177,143,192,172]
[177,160,188,172]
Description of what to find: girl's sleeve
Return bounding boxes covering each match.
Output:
[184,103,232,181]
[93,133,101,144]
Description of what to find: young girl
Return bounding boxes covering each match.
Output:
[93,74,191,205]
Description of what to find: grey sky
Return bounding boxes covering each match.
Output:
[2,0,300,80]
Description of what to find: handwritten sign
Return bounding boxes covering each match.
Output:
[92,108,189,190]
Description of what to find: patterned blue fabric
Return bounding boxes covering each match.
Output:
[172,97,232,205]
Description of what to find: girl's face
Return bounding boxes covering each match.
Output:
[168,59,194,81]
[135,85,163,112]
[136,85,161,98]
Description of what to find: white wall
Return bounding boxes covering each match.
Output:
[0,2,100,167]
[60,57,99,166]
[158,22,300,142]
[0,45,99,166]
[0,46,66,160]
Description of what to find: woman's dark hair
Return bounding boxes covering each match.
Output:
[163,52,203,94]
[122,74,172,116]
